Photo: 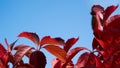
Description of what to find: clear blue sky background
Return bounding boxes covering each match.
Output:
[0,0,120,68]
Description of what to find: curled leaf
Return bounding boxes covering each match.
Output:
[18,32,40,49]
[44,45,66,63]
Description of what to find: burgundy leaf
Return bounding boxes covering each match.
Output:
[103,5,118,22]
[30,50,46,68]
[44,45,66,63]
[40,36,58,47]
[18,32,40,49]
[64,37,79,52]
[75,52,90,68]
[14,44,34,65]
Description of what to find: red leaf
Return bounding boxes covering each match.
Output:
[76,53,103,68]
[0,44,8,66]
[95,38,106,49]
[55,37,65,46]
[52,58,62,68]
[14,44,34,65]
[64,37,79,52]
[104,15,120,36]
[75,52,90,68]
[103,5,118,22]
[40,36,58,47]
[0,59,6,68]
[43,45,66,63]
[94,55,103,68]
[67,47,88,62]
[92,38,99,50]
[62,47,88,68]
[5,38,18,52]
[18,32,40,49]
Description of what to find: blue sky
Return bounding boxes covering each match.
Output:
[0,0,120,68]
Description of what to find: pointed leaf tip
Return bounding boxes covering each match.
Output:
[103,5,118,22]
[64,37,79,52]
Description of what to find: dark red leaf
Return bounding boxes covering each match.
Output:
[104,15,120,36]
[75,52,90,68]
[40,36,58,47]
[62,47,88,68]
[103,5,118,22]
[92,38,98,50]
[92,38,99,50]
[44,45,66,63]
[76,53,103,68]
[64,37,79,52]
[55,37,65,46]
[14,44,34,65]
[30,50,46,68]
[18,32,40,49]
[95,38,106,49]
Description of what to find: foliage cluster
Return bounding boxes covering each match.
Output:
[0,5,120,68]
